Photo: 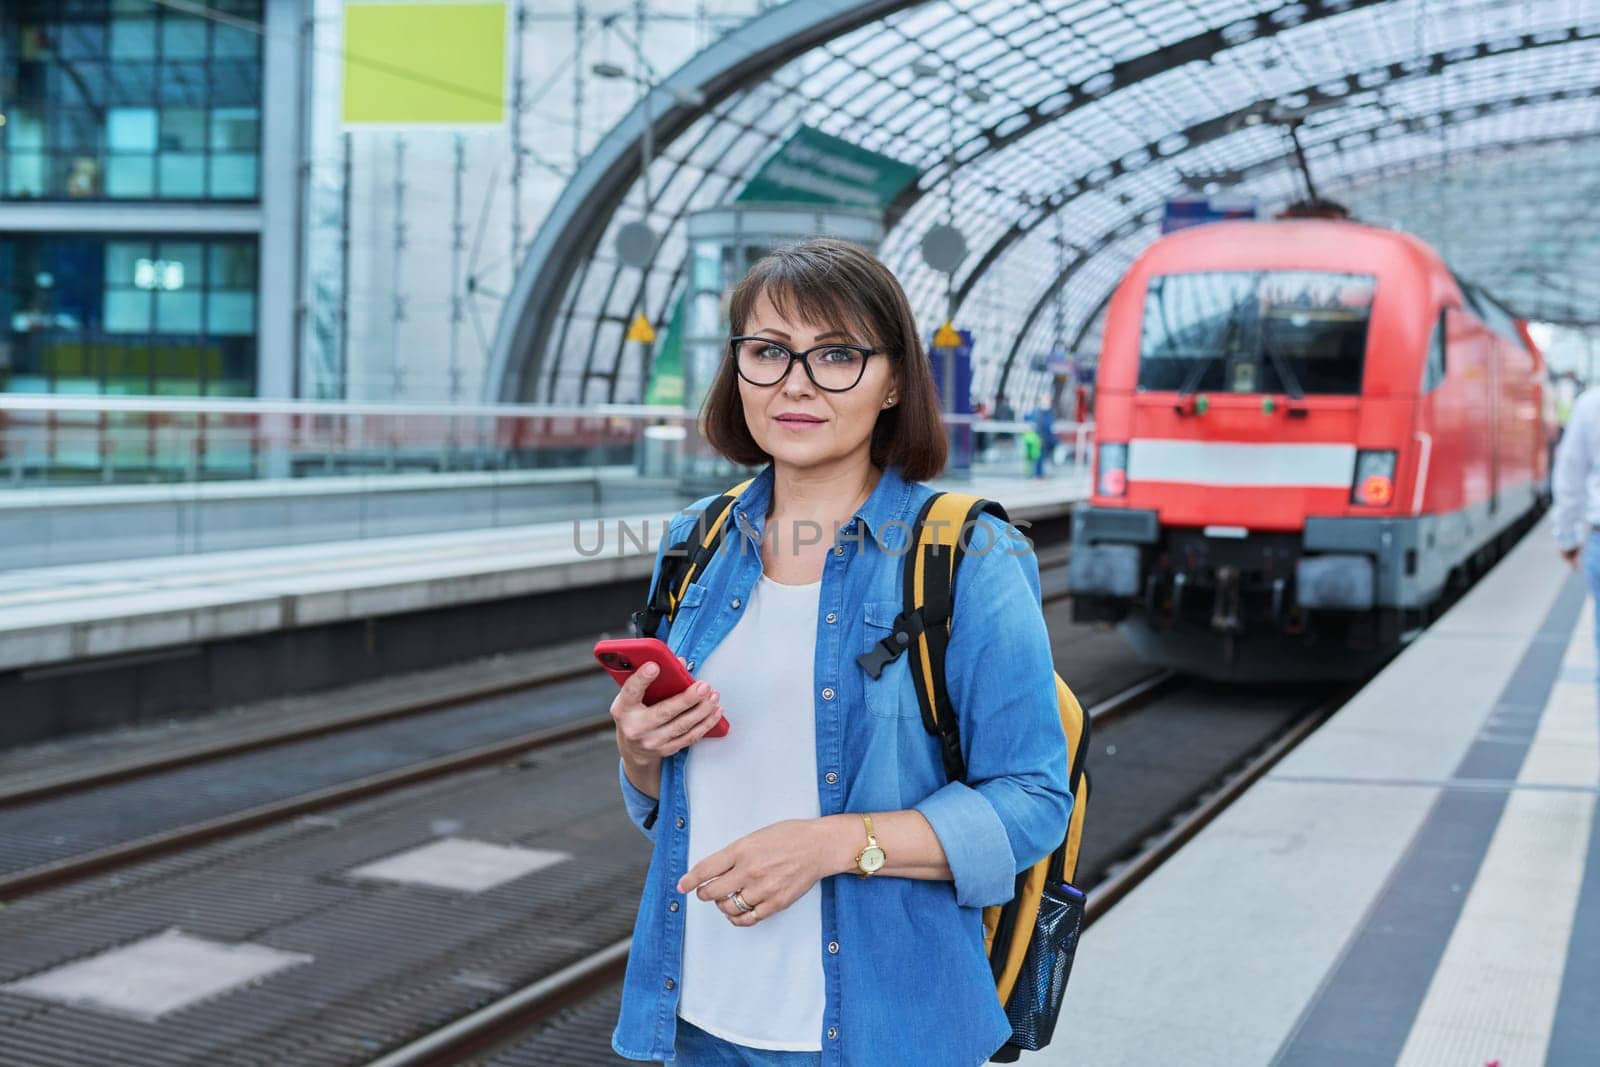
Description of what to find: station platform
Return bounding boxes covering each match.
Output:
[1040,517,1597,1065]
[0,469,1086,744]
[0,468,1082,674]
[0,464,684,570]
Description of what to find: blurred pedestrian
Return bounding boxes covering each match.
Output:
[1553,385,1600,694]
[1021,425,1041,477]
[1030,407,1054,479]
[994,393,1015,459]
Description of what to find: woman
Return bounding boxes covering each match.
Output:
[609,238,1072,1066]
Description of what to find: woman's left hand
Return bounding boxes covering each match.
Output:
[676,819,832,927]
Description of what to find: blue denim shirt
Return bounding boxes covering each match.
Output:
[611,461,1073,1066]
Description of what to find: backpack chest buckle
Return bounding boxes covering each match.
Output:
[855,609,928,679]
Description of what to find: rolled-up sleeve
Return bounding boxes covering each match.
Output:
[917,512,1073,909]
[914,778,1019,906]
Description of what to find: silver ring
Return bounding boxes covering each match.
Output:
[731,890,754,914]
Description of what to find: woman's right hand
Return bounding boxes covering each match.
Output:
[612,655,725,765]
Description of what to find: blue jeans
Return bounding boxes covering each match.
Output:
[1585,532,1600,692]
[662,1017,823,1066]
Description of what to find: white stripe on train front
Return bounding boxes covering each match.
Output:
[1127,439,1357,488]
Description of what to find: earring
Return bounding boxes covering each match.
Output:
[884,396,896,407]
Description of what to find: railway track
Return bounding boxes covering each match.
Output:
[0,729,654,1067]
[0,653,1321,1067]
[0,566,1088,902]
[0,711,618,900]
[0,643,605,810]
[0,659,1163,1067]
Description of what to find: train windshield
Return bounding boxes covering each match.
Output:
[1138,271,1375,395]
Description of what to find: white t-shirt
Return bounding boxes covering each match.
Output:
[677,572,826,1051]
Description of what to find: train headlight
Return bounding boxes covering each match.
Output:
[1098,443,1128,498]
[1351,450,1397,506]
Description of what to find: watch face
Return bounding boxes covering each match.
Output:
[859,846,886,873]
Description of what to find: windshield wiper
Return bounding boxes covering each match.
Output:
[1178,313,1240,398]
[1176,354,1215,397]
[1262,347,1305,400]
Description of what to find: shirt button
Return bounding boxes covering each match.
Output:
[825,612,838,624]
[669,900,680,912]
[675,817,685,829]
[827,1026,839,1040]
[686,660,696,672]
[821,686,835,701]
[665,978,676,990]
[731,597,741,609]
[825,772,838,784]
[827,940,839,954]
[833,545,845,556]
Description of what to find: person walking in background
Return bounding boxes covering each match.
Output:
[1020,424,1042,478]
[1029,406,1054,479]
[993,393,1016,461]
[1552,383,1600,692]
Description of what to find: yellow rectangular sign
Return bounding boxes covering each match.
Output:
[342,2,506,126]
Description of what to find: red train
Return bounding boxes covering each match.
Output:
[1069,219,1550,681]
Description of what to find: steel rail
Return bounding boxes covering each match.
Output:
[0,714,613,901]
[4,581,1088,809]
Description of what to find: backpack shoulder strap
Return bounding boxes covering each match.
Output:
[854,490,1009,782]
[631,478,754,639]
[1055,675,1091,885]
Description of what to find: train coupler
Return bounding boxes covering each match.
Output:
[1210,565,1243,634]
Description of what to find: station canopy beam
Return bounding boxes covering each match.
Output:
[987,43,1600,400]
[489,0,1600,409]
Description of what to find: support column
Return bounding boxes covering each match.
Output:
[258,0,306,402]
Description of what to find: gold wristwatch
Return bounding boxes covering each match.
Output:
[853,813,886,877]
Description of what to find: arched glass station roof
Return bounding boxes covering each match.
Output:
[489,0,1600,408]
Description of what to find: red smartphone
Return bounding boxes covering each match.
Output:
[594,637,730,738]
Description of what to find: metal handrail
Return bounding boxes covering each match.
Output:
[0,396,1087,490]
[0,395,1002,424]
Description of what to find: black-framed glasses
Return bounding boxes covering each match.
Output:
[729,336,882,392]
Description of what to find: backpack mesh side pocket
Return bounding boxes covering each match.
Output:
[1001,880,1085,1052]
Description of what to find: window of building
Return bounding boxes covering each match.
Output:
[0,1,263,201]
[1,233,258,396]
[110,16,156,60]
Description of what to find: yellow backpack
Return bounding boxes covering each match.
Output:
[854,491,1089,1060]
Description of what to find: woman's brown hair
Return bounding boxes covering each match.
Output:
[701,237,948,483]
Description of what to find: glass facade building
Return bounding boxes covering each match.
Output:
[0,234,258,395]
[0,0,262,201]
[0,0,264,397]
